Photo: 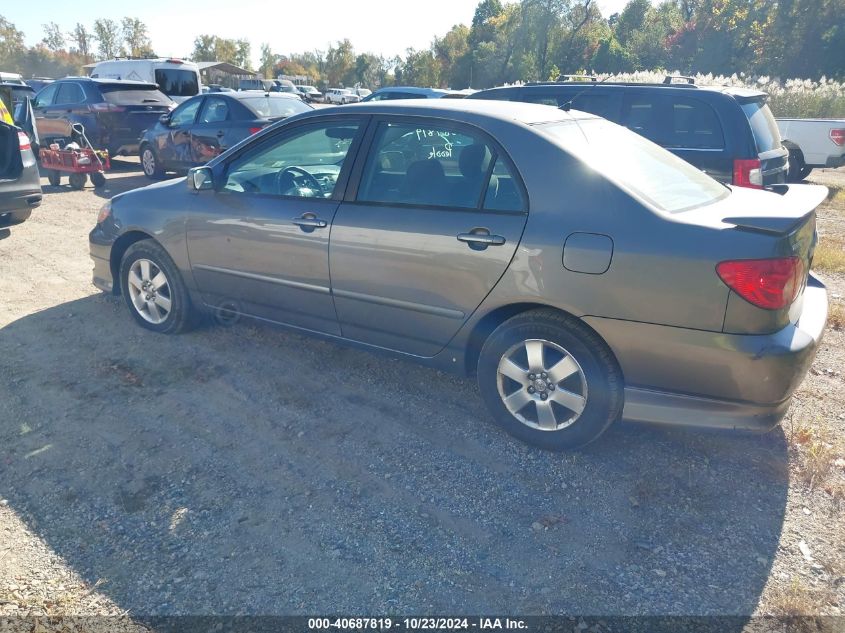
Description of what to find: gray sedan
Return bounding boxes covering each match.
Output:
[89,100,828,450]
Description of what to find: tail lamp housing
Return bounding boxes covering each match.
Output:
[716,257,805,310]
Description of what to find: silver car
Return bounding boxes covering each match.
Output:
[89,100,828,450]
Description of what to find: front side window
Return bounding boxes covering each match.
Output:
[357,120,523,211]
[223,121,361,198]
[199,97,229,124]
[170,99,201,126]
[33,83,58,107]
[538,118,728,214]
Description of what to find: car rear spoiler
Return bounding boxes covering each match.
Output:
[723,184,827,235]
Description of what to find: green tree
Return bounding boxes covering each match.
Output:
[259,43,276,78]
[70,23,93,61]
[121,17,153,57]
[93,18,121,59]
[0,16,26,68]
[41,22,65,53]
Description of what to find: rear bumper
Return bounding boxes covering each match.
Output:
[0,188,41,215]
[824,155,845,169]
[588,273,828,429]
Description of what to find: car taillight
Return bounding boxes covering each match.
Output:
[733,158,763,189]
[716,257,804,310]
[89,103,125,113]
[830,129,845,146]
[248,127,262,135]
[18,131,31,151]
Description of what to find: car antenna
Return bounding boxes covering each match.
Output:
[559,75,610,112]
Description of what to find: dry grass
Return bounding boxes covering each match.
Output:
[789,422,837,490]
[813,235,845,273]
[768,577,836,618]
[828,301,844,331]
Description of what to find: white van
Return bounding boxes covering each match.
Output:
[89,58,201,103]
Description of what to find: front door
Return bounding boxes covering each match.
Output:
[185,117,366,335]
[159,98,202,171]
[330,118,529,356]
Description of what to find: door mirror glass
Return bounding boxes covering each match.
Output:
[188,166,214,191]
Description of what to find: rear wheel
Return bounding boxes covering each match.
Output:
[141,145,164,179]
[787,149,813,182]
[90,172,106,188]
[119,240,193,334]
[478,309,623,450]
[47,170,61,187]
[68,172,86,190]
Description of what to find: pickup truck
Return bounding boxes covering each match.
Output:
[777,117,845,181]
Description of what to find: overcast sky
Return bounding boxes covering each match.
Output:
[6,0,634,66]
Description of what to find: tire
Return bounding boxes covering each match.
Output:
[68,172,86,190]
[140,145,165,180]
[90,172,106,188]
[47,170,61,187]
[119,240,194,334]
[477,309,623,450]
[787,149,812,182]
[5,210,31,226]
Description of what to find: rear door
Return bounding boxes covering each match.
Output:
[329,117,529,356]
[663,95,731,183]
[191,96,241,165]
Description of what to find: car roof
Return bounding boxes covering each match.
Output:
[55,77,160,89]
[229,91,302,100]
[491,82,768,100]
[374,86,452,96]
[329,98,593,125]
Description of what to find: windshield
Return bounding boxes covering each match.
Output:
[537,118,729,214]
[741,100,782,153]
[154,68,199,97]
[241,96,311,118]
[99,84,172,106]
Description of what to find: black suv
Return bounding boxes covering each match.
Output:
[32,78,173,157]
[470,76,788,188]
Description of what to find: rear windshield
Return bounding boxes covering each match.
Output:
[537,118,729,214]
[741,100,782,153]
[154,69,199,98]
[240,96,311,118]
[99,84,171,105]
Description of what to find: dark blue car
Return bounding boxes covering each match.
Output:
[139,92,312,179]
[33,77,173,157]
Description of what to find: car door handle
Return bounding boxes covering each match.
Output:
[291,216,328,229]
[457,232,506,246]
[216,131,225,138]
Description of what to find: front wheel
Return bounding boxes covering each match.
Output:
[119,240,194,334]
[477,309,623,450]
[141,145,165,179]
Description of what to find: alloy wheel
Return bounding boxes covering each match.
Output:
[126,258,172,325]
[496,338,588,431]
[142,149,156,177]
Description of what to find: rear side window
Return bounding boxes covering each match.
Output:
[154,69,199,98]
[98,84,171,105]
[667,98,724,149]
[54,83,85,105]
[199,97,229,123]
[357,121,525,211]
[240,96,310,118]
[621,95,662,143]
[538,118,728,214]
[741,100,782,153]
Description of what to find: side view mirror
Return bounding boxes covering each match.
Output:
[159,113,171,125]
[188,166,214,191]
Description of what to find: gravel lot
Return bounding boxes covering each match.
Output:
[1,161,843,628]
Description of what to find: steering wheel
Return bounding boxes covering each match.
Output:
[275,166,323,197]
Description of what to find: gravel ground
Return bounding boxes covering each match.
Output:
[0,161,843,629]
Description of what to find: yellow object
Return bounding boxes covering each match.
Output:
[0,99,13,125]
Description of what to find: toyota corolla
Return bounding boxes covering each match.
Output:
[89,100,828,450]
